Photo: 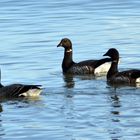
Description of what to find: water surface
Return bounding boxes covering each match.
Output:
[0,0,140,139]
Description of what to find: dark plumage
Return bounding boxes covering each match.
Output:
[0,71,42,98]
[103,48,140,84]
[57,38,112,75]
[0,84,42,98]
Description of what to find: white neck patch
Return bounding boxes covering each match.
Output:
[136,78,140,83]
[66,49,72,53]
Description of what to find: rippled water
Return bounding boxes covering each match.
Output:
[0,0,140,139]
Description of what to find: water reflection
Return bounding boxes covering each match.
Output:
[0,95,41,104]
[63,74,96,89]
[0,0,140,139]
[63,74,75,89]
[107,91,122,140]
[0,104,5,138]
[60,92,75,140]
[110,94,121,122]
[0,104,3,113]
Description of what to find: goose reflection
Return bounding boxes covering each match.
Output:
[107,90,122,140]
[63,74,75,89]
[63,74,97,89]
[0,104,4,138]
[0,104,2,113]
[110,94,121,122]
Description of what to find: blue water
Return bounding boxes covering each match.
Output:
[0,0,140,139]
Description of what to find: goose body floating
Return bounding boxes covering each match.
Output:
[0,71,42,98]
[103,48,140,85]
[0,84,42,98]
[57,38,111,75]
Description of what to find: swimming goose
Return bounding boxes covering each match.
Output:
[103,48,140,84]
[0,71,42,98]
[57,38,111,75]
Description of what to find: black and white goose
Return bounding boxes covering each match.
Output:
[0,71,42,98]
[57,38,111,75]
[103,48,140,84]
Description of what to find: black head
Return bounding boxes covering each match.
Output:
[103,48,119,61]
[57,38,72,49]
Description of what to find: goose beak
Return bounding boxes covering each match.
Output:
[103,52,108,56]
[57,42,62,47]
[103,49,110,56]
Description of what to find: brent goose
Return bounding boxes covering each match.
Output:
[103,48,140,84]
[57,38,112,75]
[0,71,42,98]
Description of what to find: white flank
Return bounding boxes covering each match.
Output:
[136,78,140,83]
[94,62,111,76]
[19,89,42,97]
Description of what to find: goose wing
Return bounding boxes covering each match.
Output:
[0,84,42,98]
[113,69,140,83]
[69,58,111,74]
[75,58,111,68]
[116,69,140,78]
